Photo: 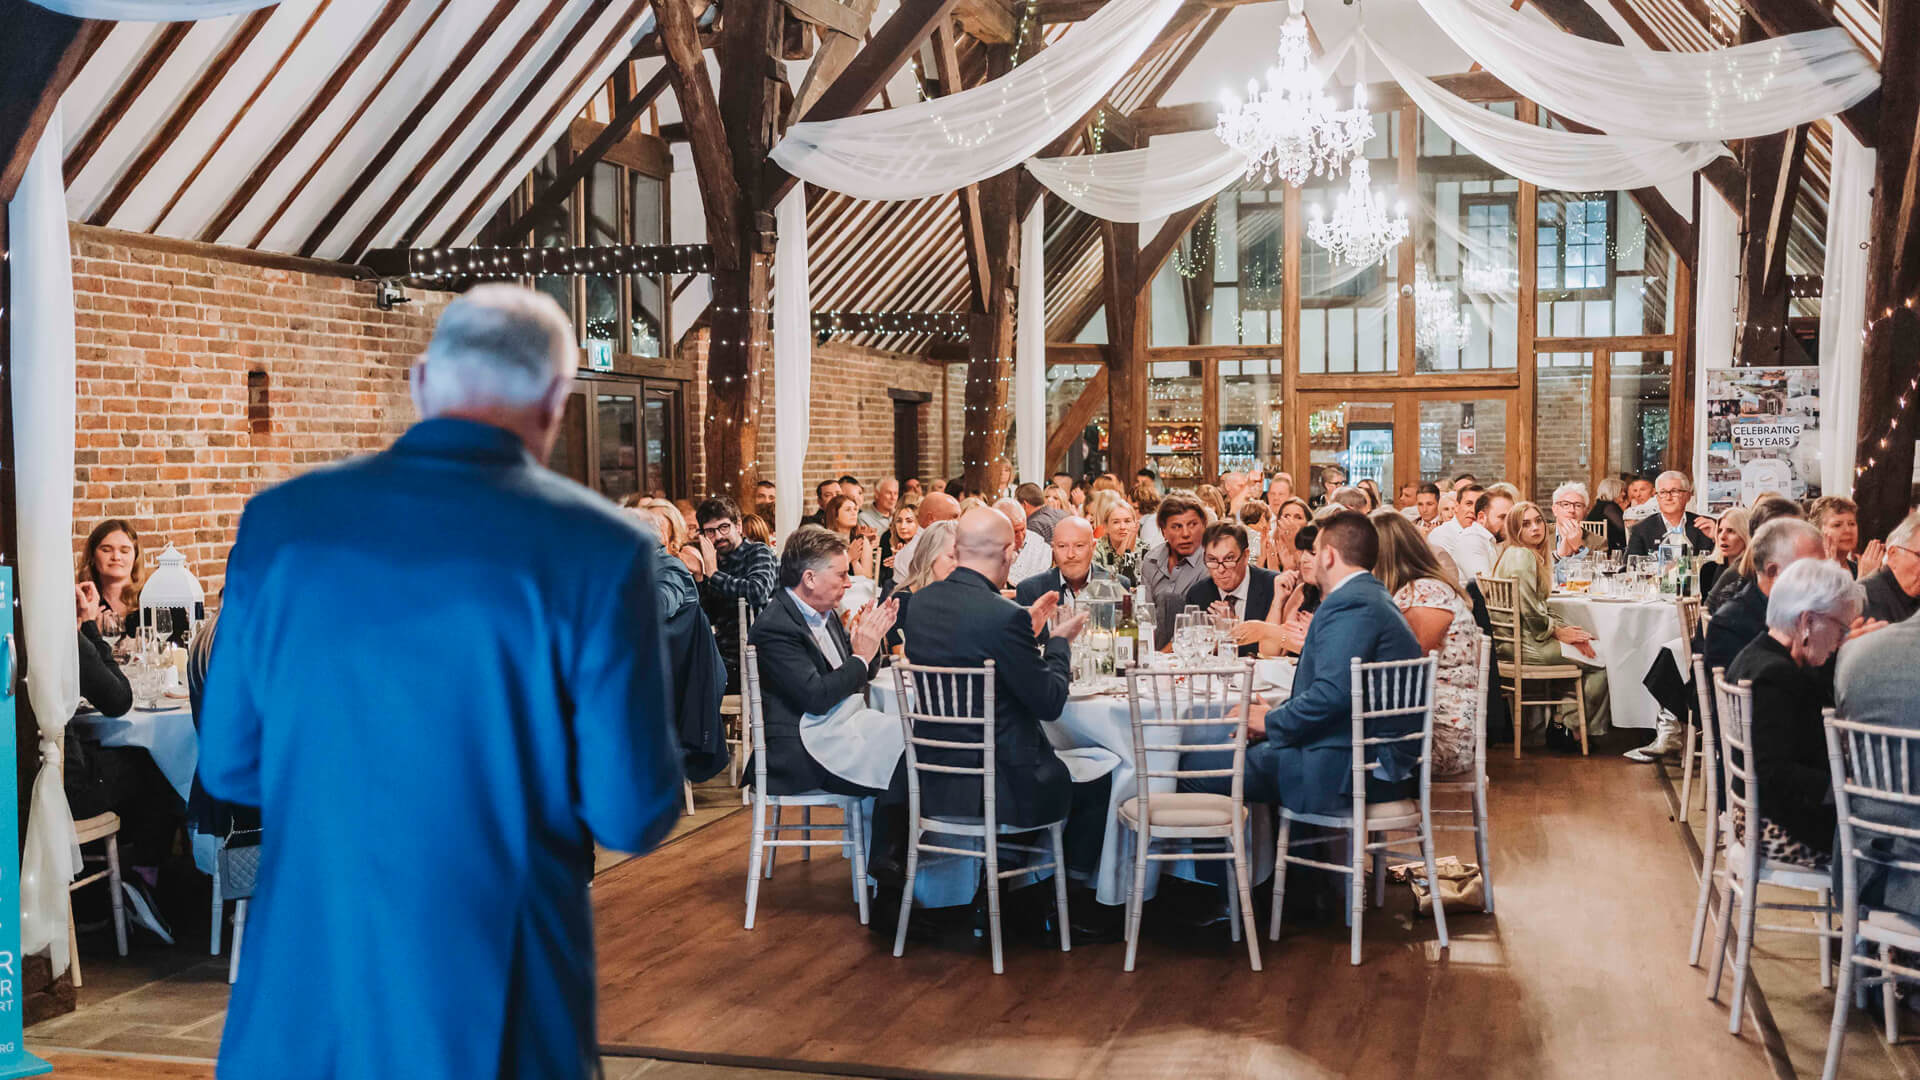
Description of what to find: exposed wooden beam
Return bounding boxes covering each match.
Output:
[1046,342,1109,364]
[394,3,611,248]
[1045,365,1110,470]
[481,65,672,249]
[201,0,412,244]
[792,0,879,118]
[1851,0,1919,537]
[928,24,992,309]
[765,0,963,207]
[1102,219,1149,478]
[1525,0,1623,42]
[0,1,99,203]
[298,0,519,257]
[437,0,646,250]
[784,0,869,37]
[62,21,191,187]
[1733,123,1812,367]
[1736,0,1877,147]
[1138,202,1212,299]
[341,0,572,261]
[953,0,1017,42]
[960,44,1023,492]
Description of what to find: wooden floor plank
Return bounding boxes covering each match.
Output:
[592,753,1776,1079]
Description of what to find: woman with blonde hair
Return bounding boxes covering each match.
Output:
[1263,496,1311,572]
[886,520,958,654]
[1491,500,1609,746]
[1372,510,1480,775]
[1699,505,1750,609]
[1196,484,1228,522]
[640,498,703,576]
[1092,497,1145,587]
[1085,489,1121,539]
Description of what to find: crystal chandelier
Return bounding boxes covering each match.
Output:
[1213,0,1372,187]
[1462,258,1518,294]
[1413,264,1471,351]
[1306,158,1408,266]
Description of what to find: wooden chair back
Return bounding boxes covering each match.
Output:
[1713,669,1762,877]
[891,660,998,833]
[1675,595,1702,649]
[1580,520,1609,550]
[1477,574,1525,678]
[1826,710,1920,886]
[1124,663,1254,814]
[1347,654,1440,815]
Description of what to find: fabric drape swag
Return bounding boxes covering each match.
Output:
[1025,134,1247,224]
[1819,126,1873,497]
[8,113,84,979]
[774,190,811,542]
[1015,208,1046,484]
[770,0,1184,201]
[1366,34,1726,192]
[28,0,275,15]
[1415,0,1879,143]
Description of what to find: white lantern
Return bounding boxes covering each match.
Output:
[139,543,204,642]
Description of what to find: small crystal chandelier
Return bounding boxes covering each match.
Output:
[1413,264,1471,351]
[1462,258,1518,294]
[1214,0,1372,187]
[1306,158,1408,266]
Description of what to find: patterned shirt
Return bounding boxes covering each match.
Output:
[700,540,777,687]
[1140,541,1209,650]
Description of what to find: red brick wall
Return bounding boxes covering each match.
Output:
[69,229,449,600]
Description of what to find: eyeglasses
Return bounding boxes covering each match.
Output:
[1203,553,1246,569]
[698,522,737,538]
[1889,544,1920,560]
[1655,488,1689,498]
[1552,499,1584,509]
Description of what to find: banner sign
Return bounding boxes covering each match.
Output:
[1703,367,1821,514]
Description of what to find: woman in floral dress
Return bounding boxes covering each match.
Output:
[1370,509,1482,776]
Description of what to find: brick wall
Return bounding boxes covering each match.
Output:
[69,229,449,600]
[681,333,953,498]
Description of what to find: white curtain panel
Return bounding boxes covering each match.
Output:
[1692,186,1738,489]
[1025,133,1247,223]
[1015,207,1045,483]
[1819,124,1874,497]
[1366,33,1727,192]
[773,190,811,542]
[1416,0,1878,142]
[7,114,83,979]
[29,0,277,16]
[770,0,1183,201]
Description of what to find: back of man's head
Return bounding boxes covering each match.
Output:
[1747,494,1804,535]
[917,492,961,525]
[1750,517,1824,587]
[995,498,1026,526]
[1015,482,1046,509]
[955,507,1016,582]
[416,285,572,416]
[1327,487,1370,513]
[1317,510,1379,573]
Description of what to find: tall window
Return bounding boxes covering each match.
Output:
[1537,196,1611,294]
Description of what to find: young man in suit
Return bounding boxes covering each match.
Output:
[1015,515,1108,606]
[897,509,1115,936]
[1182,511,1423,817]
[1183,520,1277,656]
[1626,470,1716,557]
[747,526,899,797]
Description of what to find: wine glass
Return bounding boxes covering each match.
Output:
[152,607,175,645]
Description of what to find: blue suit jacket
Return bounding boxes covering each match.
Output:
[1262,572,1422,815]
[199,419,683,1079]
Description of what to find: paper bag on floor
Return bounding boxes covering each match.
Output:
[1389,856,1485,916]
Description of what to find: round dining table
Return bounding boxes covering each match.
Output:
[71,698,221,873]
[868,660,1289,906]
[1546,594,1689,731]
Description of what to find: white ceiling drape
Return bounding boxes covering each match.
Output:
[28,0,276,17]
[770,0,1183,201]
[1414,0,1879,142]
[1819,126,1874,498]
[1366,33,1727,192]
[1025,134,1247,224]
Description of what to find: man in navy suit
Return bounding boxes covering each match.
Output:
[1014,515,1109,607]
[199,286,684,1079]
[1183,520,1277,656]
[1183,511,1422,816]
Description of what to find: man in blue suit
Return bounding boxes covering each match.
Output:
[1183,511,1422,816]
[199,285,683,1080]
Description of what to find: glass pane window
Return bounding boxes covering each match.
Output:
[1147,363,1205,483]
[1045,364,1108,475]
[1609,352,1672,481]
[530,148,574,322]
[1416,110,1518,372]
[596,391,640,503]
[1537,190,1676,337]
[1218,357,1281,475]
[1534,352,1595,496]
[582,162,622,350]
[1418,399,1507,484]
[630,171,667,357]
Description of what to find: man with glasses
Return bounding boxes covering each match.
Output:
[694,496,779,692]
[1550,481,1592,560]
[1859,511,1920,624]
[1183,521,1277,657]
[1626,470,1715,558]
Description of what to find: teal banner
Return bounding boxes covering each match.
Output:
[0,570,50,1076]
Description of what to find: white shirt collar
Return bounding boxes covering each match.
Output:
[1464,521,1494,541]
[787,588,832,627]
[1223,569,1251,606]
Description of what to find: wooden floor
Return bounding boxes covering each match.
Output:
[592,751,1778,1080]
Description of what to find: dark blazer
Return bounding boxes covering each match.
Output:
[1860,566,1920,625]
[1584,501,1626,553]
[1626,512,1714,558]
[1013,564,1112,607]
[900,567,1074,829]
[748,591,883,797]
[1183,566,1279,655]
[1260,572,1422,816]
[1705,579,1768,679]
[1725,634,1836,856]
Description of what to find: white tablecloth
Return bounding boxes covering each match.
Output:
[1547,596,1689,731]
[71,702,197,802]
[870,669,1285,906]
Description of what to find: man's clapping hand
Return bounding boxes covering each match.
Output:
[850,597,899,660]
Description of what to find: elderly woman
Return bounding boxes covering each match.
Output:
[1722,558,1861,869]
[1092,497,1145,587]
[1373,510,1481,776]
[1811,495,1882,579]
[1492,500,1610,747]
[1698,506,1750,606]
[886,520,958,655]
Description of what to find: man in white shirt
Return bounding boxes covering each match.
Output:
[860,477,897,534]
[997,498,1051,584]
[1452,489,1512,587]
[1404,482,1442,532]
[1427,482,1481,566]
